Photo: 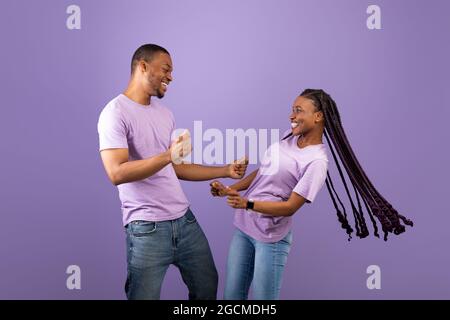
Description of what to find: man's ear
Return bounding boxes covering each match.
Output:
[139,60,148,74]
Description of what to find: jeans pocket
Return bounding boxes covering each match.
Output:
[279,231,293,246]
[129,220,157,237]
[184,208,197,224]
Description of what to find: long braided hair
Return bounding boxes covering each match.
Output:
[287,89,413,241]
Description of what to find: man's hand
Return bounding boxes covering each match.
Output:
[226,189,248,209]
[210,180,234,197]
[170,130,192,164]
[227,156,249,179]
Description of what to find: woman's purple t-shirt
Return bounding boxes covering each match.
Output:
[234,132,329,243]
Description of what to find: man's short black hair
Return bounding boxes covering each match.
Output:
[131,44,170,74]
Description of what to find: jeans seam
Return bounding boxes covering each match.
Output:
[272,242,277,298]
[244,240,254,299]
[172,221,178,250]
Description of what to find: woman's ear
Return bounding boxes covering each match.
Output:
[315,111,324,123]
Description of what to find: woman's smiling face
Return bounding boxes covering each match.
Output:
[289,95,324,136]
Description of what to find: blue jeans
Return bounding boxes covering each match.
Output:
[224,228,292,300]
[125,208,218,300]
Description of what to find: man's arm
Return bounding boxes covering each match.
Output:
[100,148,171,186]
[173,163,229,181]
[173,160,248,181]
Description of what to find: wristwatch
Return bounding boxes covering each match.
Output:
[246,199,255,211]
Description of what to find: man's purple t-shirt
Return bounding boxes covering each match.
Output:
[234,132,329,243]
[97,94,189,226]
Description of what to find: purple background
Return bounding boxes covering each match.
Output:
[0,0,449,299]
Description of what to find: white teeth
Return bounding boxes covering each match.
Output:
[162,82,168,87]
[291,122,298,128]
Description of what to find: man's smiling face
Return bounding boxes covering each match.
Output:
[140,52,173,99]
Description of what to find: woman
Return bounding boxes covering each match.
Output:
[210,89,413,300]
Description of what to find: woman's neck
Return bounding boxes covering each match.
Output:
[297,131,323,149]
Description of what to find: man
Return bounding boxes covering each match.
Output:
[97,44,248,300]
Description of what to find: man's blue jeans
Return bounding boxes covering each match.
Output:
[125,208,218,300]
[224,228,292,300]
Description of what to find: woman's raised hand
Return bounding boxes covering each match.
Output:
[210,180,232,197]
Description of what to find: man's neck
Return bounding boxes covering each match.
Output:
[123,81,151,106]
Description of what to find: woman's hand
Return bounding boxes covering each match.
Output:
[210,180,233,197]
[226,189,248,209]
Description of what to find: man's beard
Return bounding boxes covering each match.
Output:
[154,81,165,99]
[149,76,165,99]
[156,89,164,99]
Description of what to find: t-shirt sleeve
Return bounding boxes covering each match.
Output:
[97,106,128,151]
[170,112,176,144]
[281,129,292,140]
[293,159,328,203]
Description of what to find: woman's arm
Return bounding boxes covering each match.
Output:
[226,190,307,217]
[210,169,259,197]
[230,169,258,191]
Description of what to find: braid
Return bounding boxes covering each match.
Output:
[324,129,368,239]
[300,89,413,240]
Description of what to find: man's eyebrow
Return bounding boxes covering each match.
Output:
[163,63,173,70]
[293,105,303,109]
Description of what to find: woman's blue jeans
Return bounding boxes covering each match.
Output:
[224,228,292,300]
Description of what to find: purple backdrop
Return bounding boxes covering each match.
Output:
[0,0,449,299]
